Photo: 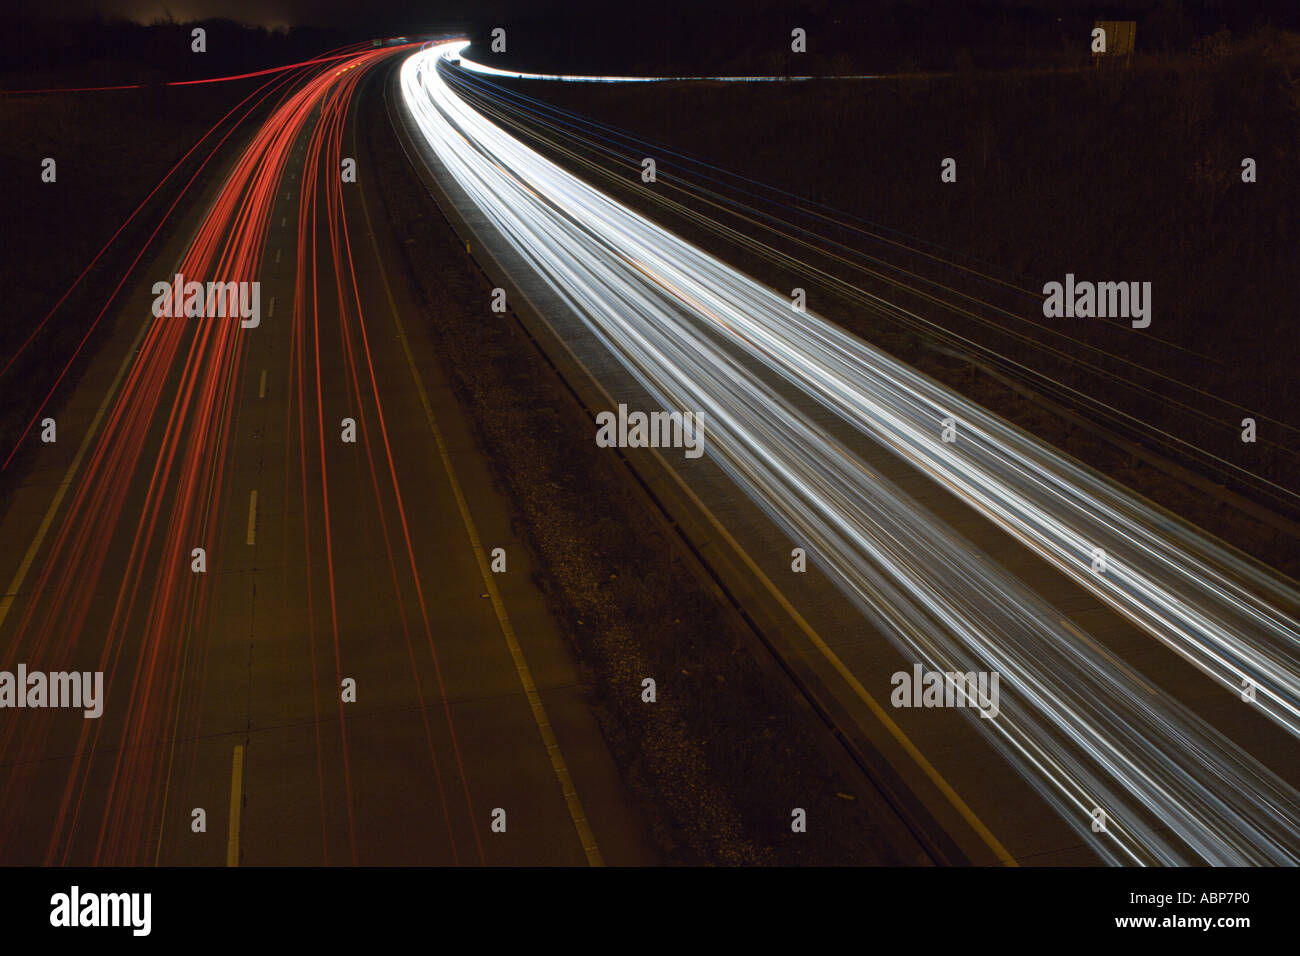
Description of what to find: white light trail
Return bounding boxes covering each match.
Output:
[444,39,878,83]
[399,43,1300,865]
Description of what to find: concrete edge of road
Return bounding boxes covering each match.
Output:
[376,56,1023,867]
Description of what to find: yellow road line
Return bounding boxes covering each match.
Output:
[227,744,244,866]
[356,163,603,867]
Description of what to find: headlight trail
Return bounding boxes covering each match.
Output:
[400,42,1300,864]
[449,40,878,82]
[445,66,1300,519]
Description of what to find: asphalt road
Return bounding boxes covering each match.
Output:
[5,38,1297,869]
[395,41,1300,866]
[0,47,655,867]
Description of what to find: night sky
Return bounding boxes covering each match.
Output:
[10,0,1276,30]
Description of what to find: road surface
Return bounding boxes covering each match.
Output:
[394,40,1300,866]
[0,44,655,867]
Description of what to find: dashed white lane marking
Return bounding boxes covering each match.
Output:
[246,490,258,546]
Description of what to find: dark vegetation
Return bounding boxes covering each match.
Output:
[0,15,350,89]
[467,0,1300,76]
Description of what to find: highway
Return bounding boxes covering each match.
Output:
[0,44,654,866]
[3,33,1296,869]
[396,40,1300,865]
